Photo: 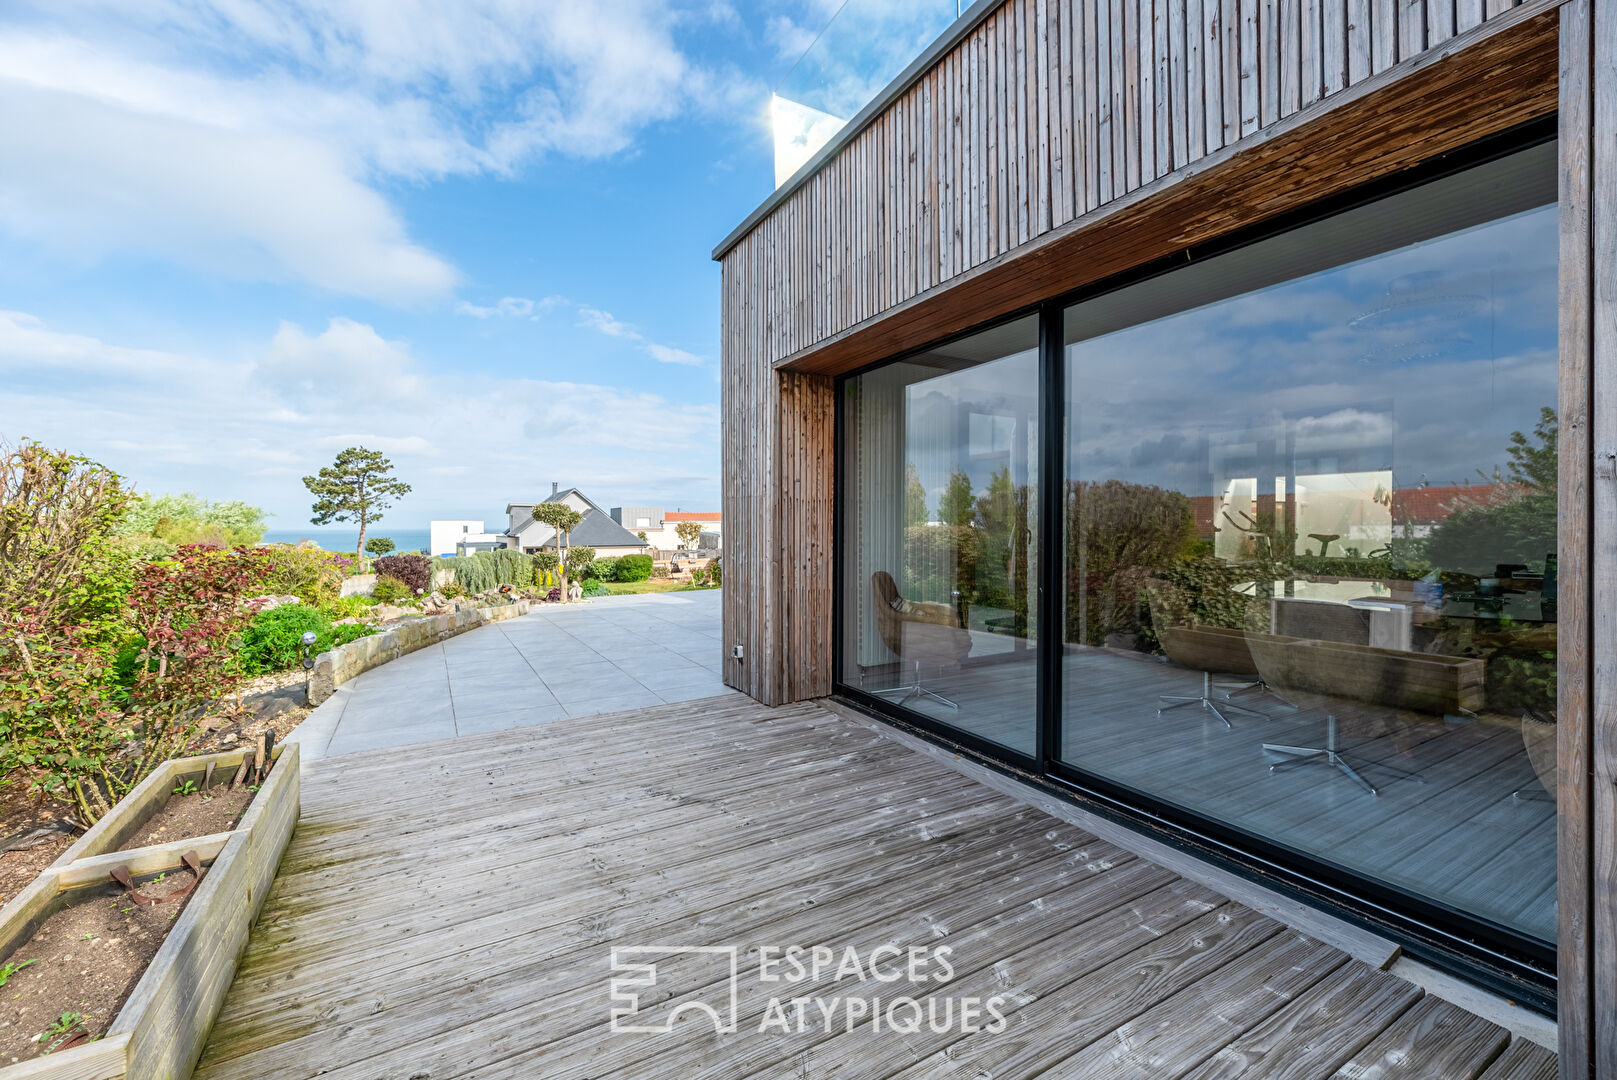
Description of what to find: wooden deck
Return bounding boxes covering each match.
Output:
[194,695,1554,1080]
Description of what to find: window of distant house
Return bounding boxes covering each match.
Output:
[637,518,651,527]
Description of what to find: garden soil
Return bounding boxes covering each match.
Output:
[0,871,198,1063]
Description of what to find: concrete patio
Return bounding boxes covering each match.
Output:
[287,589,732,758]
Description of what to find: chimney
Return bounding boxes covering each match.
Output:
[551,482,558,497]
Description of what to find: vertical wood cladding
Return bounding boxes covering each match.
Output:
[718,0,1556,709]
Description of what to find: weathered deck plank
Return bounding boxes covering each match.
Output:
[194,696,1542,1079]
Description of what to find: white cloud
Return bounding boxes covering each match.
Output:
[0,311,719,518]
[642,344,706,367]
[577,306,641,340]
[455,297,558,319]
[0,310,191,375]
[457,294,709,366]
[0,2,746,303]
[258,317,423,405]
[576,304,710,366]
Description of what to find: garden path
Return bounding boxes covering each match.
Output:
[285,589,731,757]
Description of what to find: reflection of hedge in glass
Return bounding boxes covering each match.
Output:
[1064,480,1199,646]
[900,469,1035,631]
[1426,408,1557,577]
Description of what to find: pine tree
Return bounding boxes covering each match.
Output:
[302,447,411,566]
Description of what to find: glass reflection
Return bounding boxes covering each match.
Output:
[842,315,1039,756]
[1061,144,1558,944]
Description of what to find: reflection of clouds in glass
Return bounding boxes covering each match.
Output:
[903,349,1038,501]
[1069,206,1556,496]
[1293,408,1395,457]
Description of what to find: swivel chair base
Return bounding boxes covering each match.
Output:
[1159,672,1265,729]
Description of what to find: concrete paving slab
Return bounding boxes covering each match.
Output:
[301,589,727,758]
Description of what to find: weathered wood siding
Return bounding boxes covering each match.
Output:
[722,0,1542,370]
[1579,0,1617,1072]
[718,0,1562,709]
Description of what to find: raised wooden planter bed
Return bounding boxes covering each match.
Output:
[52,743,295,870]
[1246,634,1485,715]
[0,743,298,1080]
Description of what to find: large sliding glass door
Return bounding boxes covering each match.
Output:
[839,315,1040,758]
[835,134,1560,988]
[1059,142,1559,948]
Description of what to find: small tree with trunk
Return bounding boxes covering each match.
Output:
[365,536,396,558]
[302,447,411,567]
[674,520,703,550]
[531,503,583,595]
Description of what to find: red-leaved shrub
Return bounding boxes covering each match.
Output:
[373,553,431,594]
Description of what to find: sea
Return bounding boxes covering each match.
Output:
[260,528,432,554]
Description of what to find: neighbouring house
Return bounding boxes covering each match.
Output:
[608,507,722,552]
[505,485,650,558]
[716,0,1604,1061]
[428,520,509,557]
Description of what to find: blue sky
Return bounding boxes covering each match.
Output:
[0,0,842,530]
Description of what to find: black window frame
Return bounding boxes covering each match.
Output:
[830,113,1560,1013]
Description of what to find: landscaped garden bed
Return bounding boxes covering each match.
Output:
[0,743,297,1079]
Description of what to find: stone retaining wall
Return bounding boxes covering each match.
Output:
[308,600,531,705]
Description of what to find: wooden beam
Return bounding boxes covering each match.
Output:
[1587,0,1617,1068]
[1557,3,1595,1075]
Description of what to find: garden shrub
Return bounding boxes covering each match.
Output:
[545,587,563,602]
[320,594,376,620]
[237,604,379,674]
[580,577,608,597]
[0,441,142,823]
[615,554,654,582]
[119,492,267,548]
[440,582,464,599]
[258,545,344,605]
[588,556,620,582]
[121,545,272,806]
[330,623,374,648]
[564,546,596,581]
[373,553,431,594]
[439,549,540,593]
[372,575,411,603]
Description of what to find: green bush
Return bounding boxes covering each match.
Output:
[330,623,374,648]
[320,594,377,620]
[371,575,410,603]
[615,554,654,582]
[238,603,377,675]
[588,556,620,582]
[238,605,328,675]
[258,546,344,605]
[437,549,539,593]
[580,577,608,597]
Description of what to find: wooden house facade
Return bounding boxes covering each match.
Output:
[714,0,1611,1073]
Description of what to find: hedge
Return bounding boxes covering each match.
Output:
[615,554,654,582]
